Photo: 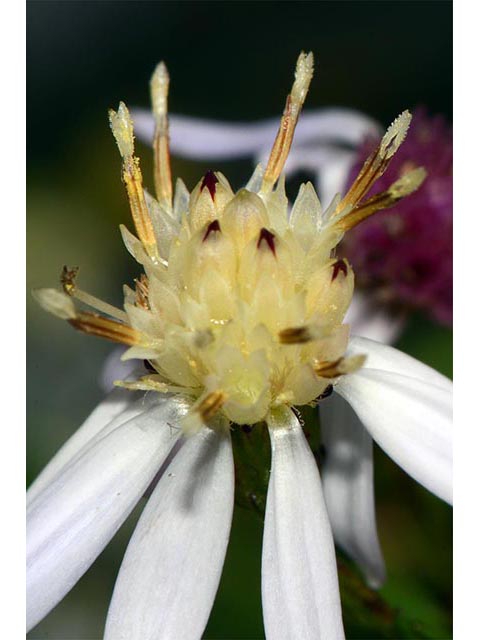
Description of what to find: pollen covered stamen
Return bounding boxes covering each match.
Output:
[337,110,412,212]
[150,61,173,209]
[69,312,142,346]
[109,102,159,261]
[335,167,426,232]
[261,51,314,194]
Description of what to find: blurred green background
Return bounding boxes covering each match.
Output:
[27,1,452,638]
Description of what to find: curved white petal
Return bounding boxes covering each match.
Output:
[345,295,406,345]
[100,346,139,391]
[26,397,189,632]
[312,149,356,210]
[335,369,452,504]
[321,393,386,588]
[348,335,452,390]
[262,408,344,640]
[105,427,234,640]
[132,108,381,160]
[27,386,161,507]
[256,146,355,207]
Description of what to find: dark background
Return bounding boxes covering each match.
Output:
[27,2,452,638]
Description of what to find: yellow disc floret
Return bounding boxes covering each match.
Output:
[34,52,426,433]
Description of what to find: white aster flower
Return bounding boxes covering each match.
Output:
[28,52,452,639]
[132,77,435,592]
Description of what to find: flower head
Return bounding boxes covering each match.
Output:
[28,53,451,639]
[35,53,424,434]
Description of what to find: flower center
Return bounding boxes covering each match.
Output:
[34,51,426,433]
[120,176,358,427]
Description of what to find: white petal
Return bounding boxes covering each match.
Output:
[314,149,356,209]
[348,335,452,390]
[99,346,139,391]
[253,145,355,208]
[345,294,406,345]
[335,369,452,504]
[321,393,386,588]
[262,408,344,640]
[105,427,234,640]
[132,109,381,160]
[26,385,160,507]
[26,397,189,632]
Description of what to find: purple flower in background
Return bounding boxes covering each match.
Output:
[342,107,452,326]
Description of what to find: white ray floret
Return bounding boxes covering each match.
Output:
[321,392,386,589]
[262,407,345,640]
[105,427,234,640]
[27,397,189,632]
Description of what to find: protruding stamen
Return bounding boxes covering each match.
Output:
[69,312,142,346]
[61,265,128,322]
[203,219,221,241]
[334,167,426,232]
[337,110,412,212]
[279,324,324,344]
[183,389,227,434]
[150,62,173,209]
[134,274,150,310]
[261,52,314,194]
[314,354,367,378]
[331,259,348,281]
[257,228,276,255]
[201,171,219,199]
[109,102,159,261]
[198,390,226,422]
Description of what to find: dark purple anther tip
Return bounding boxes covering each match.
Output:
[201,171,219,199]
[203,219,221,241]
[331,259,348,281]
[257,228,276,256]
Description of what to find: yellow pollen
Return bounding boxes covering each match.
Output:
[109,102,159,261]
